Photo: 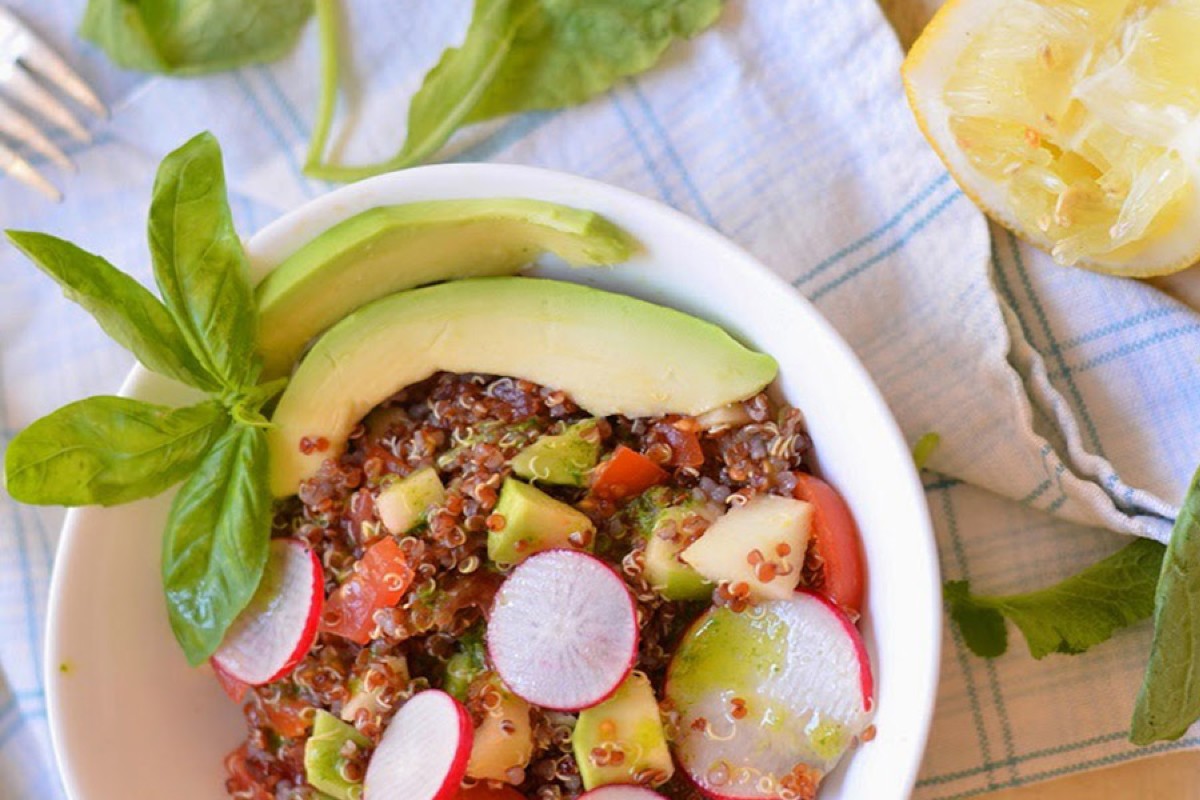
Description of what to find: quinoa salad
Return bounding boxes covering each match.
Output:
[221,371,874,800]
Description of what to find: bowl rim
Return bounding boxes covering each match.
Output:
[44,162,942,799]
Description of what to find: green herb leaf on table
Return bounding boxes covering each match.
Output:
[945,537,1164,660]
[162,422,273,666]
[4,231,219,392]
[149,132,261,393]
[306,0,725,181]
[4,397,228,507]
[1131,466,1200,745]
[80,0,313,76]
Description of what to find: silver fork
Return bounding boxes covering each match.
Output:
[0,6,105,201]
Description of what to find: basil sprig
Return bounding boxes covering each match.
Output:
[4,132,280,666]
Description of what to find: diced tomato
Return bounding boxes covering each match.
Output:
[261,694,312,739]
[651,419,705,468]
[456,785,526,800]
[590,445,669,501]
[793,473,866,615]
[322,537,415,644]
[211,659,250,704]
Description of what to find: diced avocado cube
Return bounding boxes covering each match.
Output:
[643,504,719,601]
[511,419,602,486]
[305,709,371,800]
[376,466,444,534]
[572,672,673,790]
[488,478,595,565]
[681,495,812,601]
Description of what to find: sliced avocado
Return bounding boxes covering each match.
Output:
[572,672,673,790]
[643,504,720,601]
[488,478,595,565]
[376,467,445,534]
[304,709,371,800]
[255,199,637,378]
[268,277,777,496]
[511,419,602,487]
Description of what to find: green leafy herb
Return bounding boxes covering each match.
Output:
[912,431,940,470]
[945,537,1164,659]
[4,231,219,391]
[80,0,313,76]
[149,132,261,393]
[4,397,227,506]
[305,0,724,181]
[162,423,272,665]
[1131,466,1200,745]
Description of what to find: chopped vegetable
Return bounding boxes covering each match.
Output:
[793,473,866,614]
[590,446,668,501]
[322,537,415,645]
[377,467,445,534]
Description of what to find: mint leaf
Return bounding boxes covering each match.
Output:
[1131,465,1200,745]
[945,538,1164,660]
[306,0,725,181]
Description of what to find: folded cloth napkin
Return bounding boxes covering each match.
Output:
[2,1,1199,798]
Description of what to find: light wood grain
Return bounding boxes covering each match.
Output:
[977,750,1200,799]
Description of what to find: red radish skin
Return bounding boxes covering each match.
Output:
[580,787,669,799]
[364,690,473,800]
[487,550,638,711]
[210,660,249,703]
[212,539,324,685]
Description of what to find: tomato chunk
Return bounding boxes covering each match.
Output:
[322,537,415,644]
[590,445,669,501]
[793,473,866,614]
[650,418,705,468]
[260,693,312,739]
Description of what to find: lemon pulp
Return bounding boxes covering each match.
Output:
[940,0,1200,267]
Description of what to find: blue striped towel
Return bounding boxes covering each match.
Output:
[2,1,1198,798]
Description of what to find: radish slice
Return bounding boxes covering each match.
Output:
[665,591,874,799]
[580,788,669,799]
[487,550,638,711]
[363,690,473,800]
[212,539,323,685]
[210,659,250,703]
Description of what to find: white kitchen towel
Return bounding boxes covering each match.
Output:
[1,1,1198,799]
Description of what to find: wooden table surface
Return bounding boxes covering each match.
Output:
[874,0,1200,796]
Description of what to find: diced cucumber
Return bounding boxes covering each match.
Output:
[376,467,444,534]
[305,709,371,800]
[511,419,602,486]
[572,672,673,790]
[488,478,595,565]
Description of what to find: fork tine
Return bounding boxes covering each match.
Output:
[0,63,89,142]
[0,139,61,201]
[0,7,106,118]
[0,96,71,169]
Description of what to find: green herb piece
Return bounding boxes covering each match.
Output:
[149,132,260,393]
[945,537,1164,660]
[306,0,725,181]
[79,0,313,76]
[1131,466,1200,745]
[5,232,218,391]
[443,625,488,702]
[912,432,940,470]
[162,422,272,665]
[4,397,227,507]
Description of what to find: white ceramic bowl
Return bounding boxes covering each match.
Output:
[45,164,940,799]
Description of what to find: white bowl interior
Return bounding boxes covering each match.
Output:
[45,164,940,799]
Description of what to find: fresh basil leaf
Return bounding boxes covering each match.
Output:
[1131,466,1200,744]
[5,230,218,391]
[162,422,271,665]
[944,538,1164,660]
[80,0,312,76]
[149,132,260,392]
[306,0,724,181]
[4,397,228,506]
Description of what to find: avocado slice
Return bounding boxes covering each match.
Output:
[267,277,777,496]
[255,199,637,378]
[643,503,720,601]
[376,467,445,534]
[572,672,674,790]
[304,709,371,800]
[488,478,595,565]
[511,419,602,487]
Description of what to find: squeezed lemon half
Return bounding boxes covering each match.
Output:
[903,0,1200,276]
